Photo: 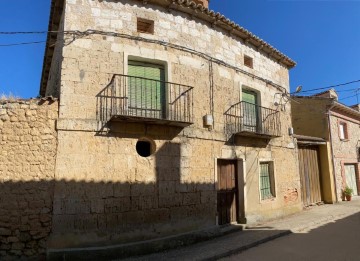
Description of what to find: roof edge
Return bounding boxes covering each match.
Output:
[40,0,296,95]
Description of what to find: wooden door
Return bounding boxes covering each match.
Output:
[345,164,358,196]
[298,146,322,206]
[217,160,238,225]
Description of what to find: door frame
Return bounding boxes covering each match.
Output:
[341,161,360,195]
[215,158,246,225]
[298,145,323,206]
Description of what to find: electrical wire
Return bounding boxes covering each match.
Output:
[339,93,359,101]
[296,79,360,94]
[0,29,289,94]
[0,41,46,47]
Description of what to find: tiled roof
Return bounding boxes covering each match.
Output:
[158,0,296,68]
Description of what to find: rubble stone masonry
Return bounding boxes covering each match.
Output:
[0,99,58,259]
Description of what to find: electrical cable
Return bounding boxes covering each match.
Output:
[295,79,360,94]
[0,41,46,47]
[1,29,289,94]
[339,93,359,101]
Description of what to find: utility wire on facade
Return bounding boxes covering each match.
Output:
[0,29,289,94]
[3,30,360,104]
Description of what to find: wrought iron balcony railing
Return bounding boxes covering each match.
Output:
[97,74,194,127]
[224,101,281,138]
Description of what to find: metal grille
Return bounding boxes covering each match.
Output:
[224,101,281,137]
[260,162,274,200]
[97,74,194,125]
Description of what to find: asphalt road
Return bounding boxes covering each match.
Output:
[221,212,360,261]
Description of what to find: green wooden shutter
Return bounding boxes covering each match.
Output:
[242,90,257,105]
[128,62,165,117]
[242,90,258,129]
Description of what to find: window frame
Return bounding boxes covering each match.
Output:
[137,17,154,34]
[244,55,253,69]
[338,121,349,140]
[259,161,276,201]
[126,58,168,119]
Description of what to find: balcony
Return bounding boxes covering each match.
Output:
[98,74,194,127]
[224,101,281,138]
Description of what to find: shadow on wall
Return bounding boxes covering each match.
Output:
[1,179,216,260]
[1,123,216,260]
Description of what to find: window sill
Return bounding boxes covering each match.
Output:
[260,196,276,203]
[340,138,349,142]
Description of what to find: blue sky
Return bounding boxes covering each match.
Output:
[1,0,360,105]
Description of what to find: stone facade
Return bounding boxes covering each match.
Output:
[329,107,360,199]
[40,0,301,255]
[0,99,58,259]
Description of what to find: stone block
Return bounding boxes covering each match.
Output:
[158,181,176,195]
[52,215,75,232]
[113,183,131,197]
[11,242,25,250]
[90,199,104,214]
[123,211,144,225]
[74,214,98,230]
[200,191,216,204]
[144,208,170,224]
[130,184,155,197]
[182,192,200,206]
[0,228,11,236]
[139,195,158,210]
[158,194,182,208]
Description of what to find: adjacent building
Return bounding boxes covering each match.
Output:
[292,89,360,205]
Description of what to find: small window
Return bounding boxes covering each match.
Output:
[259,162,275,200]
[136,138,156,157]
[339,122,348,140]
[244,55,253,69]
[137,18,154,34]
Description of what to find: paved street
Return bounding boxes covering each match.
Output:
[122,198,360,261]
[222,210,360,261]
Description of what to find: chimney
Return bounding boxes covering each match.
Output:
[192,0,209,8]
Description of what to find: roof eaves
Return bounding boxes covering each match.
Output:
[40,0,297,95]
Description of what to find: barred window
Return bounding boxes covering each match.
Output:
[260,162,275,200]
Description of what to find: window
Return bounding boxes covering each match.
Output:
[137,18,154,34]
[136,138,156,157]
[259,162,275,200]
[339,122,348,140]
[128,61,165,119]
[244,55,253,68]
[242,89,258,132]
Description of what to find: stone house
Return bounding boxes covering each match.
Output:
[1,0,302,259]
[292,89,360,205]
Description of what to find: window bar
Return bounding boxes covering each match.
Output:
[178,84,181,121]
[169,83,173,121]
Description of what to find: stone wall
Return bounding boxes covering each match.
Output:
[329,110,360,200]
[0,99,58,259]
[291,97,332,139]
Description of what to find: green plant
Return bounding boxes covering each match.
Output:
[343,186,353,196]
